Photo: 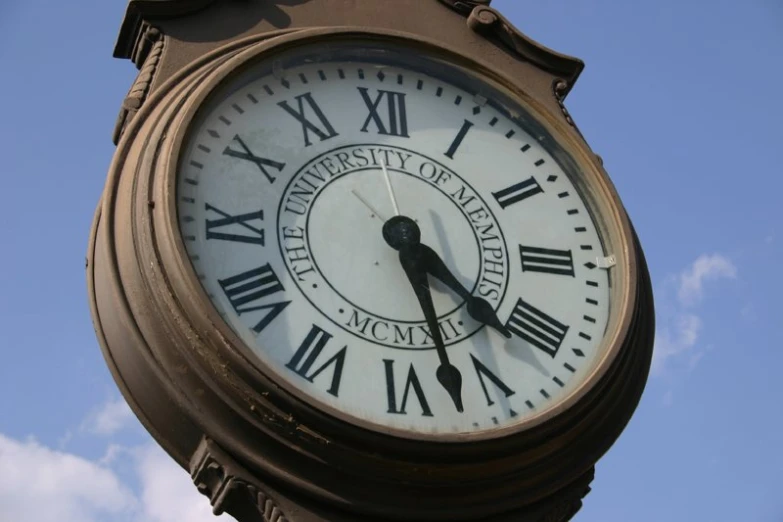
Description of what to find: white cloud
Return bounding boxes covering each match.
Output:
[0,434,136,522]
[134,444,226,522]
[82,397,135,436]
[652,314,702,373]
[652,254,737,374]
[677,254,737,306]
[0,434,233,522]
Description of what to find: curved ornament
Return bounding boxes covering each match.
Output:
[438,0,584,98]
[115,0,217,60]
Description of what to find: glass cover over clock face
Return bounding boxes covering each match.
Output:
[176,41,615,438]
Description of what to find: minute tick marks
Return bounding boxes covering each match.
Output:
[176,52,613,436]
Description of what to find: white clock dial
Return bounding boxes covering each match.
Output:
[176,43,613,437]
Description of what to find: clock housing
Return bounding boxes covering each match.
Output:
[89,2,654,520]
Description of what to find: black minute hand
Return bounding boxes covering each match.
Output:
[383,216,464,413]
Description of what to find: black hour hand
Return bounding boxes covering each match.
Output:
[421,245,511,338]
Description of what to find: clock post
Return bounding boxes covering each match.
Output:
[88,1,655,521]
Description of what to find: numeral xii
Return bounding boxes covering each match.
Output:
[358,88,409,137]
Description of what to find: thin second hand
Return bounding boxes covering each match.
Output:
[381,159,400,216]
[351,189,388,221]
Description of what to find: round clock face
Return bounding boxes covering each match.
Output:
[175,42,616,438]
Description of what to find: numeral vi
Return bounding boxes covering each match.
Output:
[383,360,433,416]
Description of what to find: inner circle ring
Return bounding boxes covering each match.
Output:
[276,144,510,350]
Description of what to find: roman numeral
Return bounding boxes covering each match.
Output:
[492,177,544,208]
[358,88,409,137]
[444,119,474,159]
[205,203,264,245]
[519,245,575,277]
[286,325,347,397]
[383,360,433,416]
[470,354,515,406]
[278,92,339,146]
[505,298,569,358]
[218,264,290,333]
[223,135,285,184]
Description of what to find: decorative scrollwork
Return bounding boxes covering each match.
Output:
[437,1,583,100]
[553,78,584,135]
[190,438,288,522]
[437,0,492,16]
[112,25,164,144]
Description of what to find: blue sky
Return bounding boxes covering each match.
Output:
[0,1,781,521]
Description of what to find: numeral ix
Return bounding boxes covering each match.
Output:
[205,203,264,245]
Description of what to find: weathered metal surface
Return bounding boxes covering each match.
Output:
[89,1,655,520]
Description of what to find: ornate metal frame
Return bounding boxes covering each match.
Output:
[89,2,654,520]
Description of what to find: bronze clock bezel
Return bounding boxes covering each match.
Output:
[154,27,638,444]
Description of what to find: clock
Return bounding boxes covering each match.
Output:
[175,40,621,439]
[90,2,654,519]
